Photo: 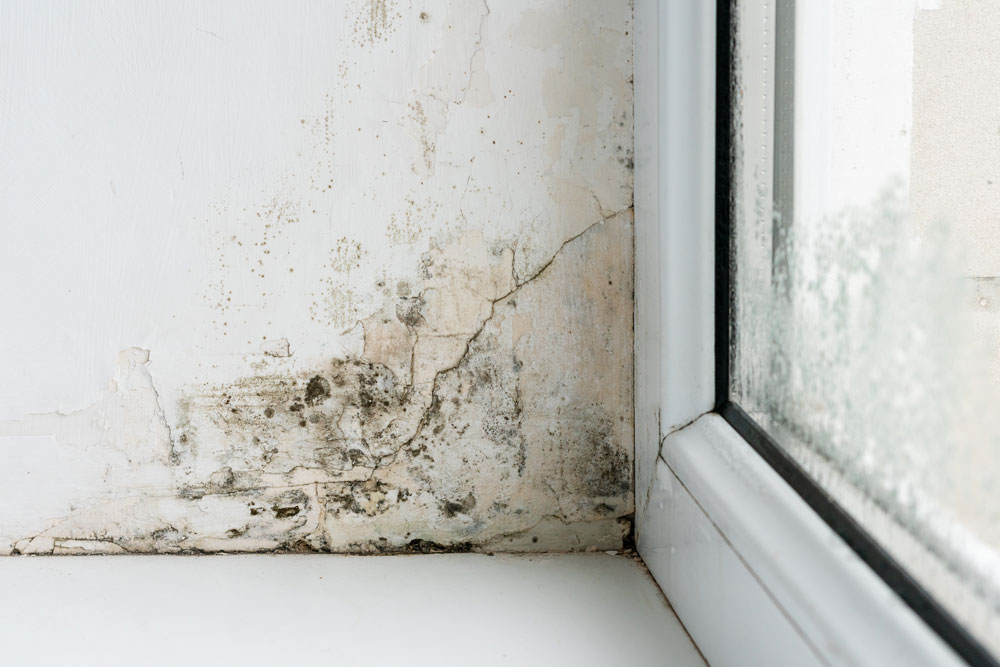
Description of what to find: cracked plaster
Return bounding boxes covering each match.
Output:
[0,0,634,555]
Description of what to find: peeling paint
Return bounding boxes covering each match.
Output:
[0,0,634,555]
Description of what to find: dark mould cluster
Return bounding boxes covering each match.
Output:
[304,374,331,406]
[322,479,410,517]
[576,419,631,498]
[174,357,417,479]
[439,492,477,518]
[169,245,632,549]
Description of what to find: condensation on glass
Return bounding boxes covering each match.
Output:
[730,0,1000,654]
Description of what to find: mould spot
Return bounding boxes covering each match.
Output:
[439,492,476,518]
[273,505,301,519]
[576,419,631,497]
[395,295,425,326]
[322,479,409,517]
[405,539,472,554]
[304,375,331,406]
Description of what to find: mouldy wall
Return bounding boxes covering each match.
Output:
[0,0,634,555]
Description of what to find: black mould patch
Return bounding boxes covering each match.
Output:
[167,210,635,551]
[273,505,301,519]
[404,538,473,554]
[576,419,632,498]
[175,358,412,479]
[439,492,476,518]
[304,375,331,406]
[277,539,325,554]
[322,479,410,517]
[616,143,635,171]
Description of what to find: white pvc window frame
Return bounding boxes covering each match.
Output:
[633,2,973,665]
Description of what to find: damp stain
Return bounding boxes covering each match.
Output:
[99,212,634,555]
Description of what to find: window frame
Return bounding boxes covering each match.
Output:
[634,1,999,665]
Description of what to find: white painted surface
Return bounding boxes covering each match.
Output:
[0,1,635,553]
[633,0,715,539]
[643,456,821,667]
[648,414,963,667]
[654,0,715,434]
[632,0,661,544]
[0,553,705,667]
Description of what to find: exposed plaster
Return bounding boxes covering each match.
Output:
[0,0,634,555]
[2,208,633,555]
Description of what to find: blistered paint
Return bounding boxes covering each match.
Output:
[0,0,633,554]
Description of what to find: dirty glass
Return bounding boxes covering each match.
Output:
[730,0,1000,655]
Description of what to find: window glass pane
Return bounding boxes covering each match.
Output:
[731,0,1000,653]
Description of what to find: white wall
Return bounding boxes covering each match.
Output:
[0,0,634,554]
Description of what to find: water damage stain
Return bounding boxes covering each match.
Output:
[163,212,632,554]
[3,212,635,556]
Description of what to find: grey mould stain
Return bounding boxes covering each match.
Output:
[2,207,634,557]
[160,210,634,555]
[1,1,635,557]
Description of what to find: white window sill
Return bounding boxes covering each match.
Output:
[0,552,705,667]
